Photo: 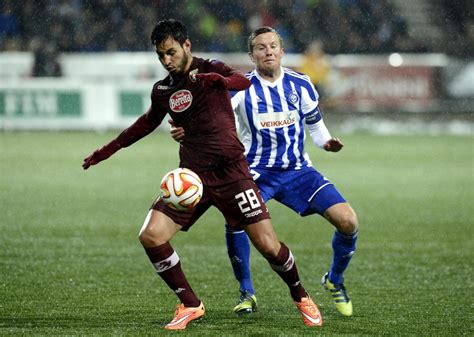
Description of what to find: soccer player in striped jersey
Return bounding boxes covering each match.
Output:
[232,27,358,317]
[171,27,359,318]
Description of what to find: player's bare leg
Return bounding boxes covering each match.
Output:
[245,219,323,327]
[322,202,358,316]
[324,203,358,235]
[139,209,181,247]
[139,210,204,330]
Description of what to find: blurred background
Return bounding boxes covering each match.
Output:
[0,0,473,133]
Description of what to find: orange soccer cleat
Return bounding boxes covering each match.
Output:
[164,302,205,330]
[295,296,323,327]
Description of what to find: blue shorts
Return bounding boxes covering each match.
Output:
[250,166,346,216]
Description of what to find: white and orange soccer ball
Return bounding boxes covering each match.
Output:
[160,168,203,211]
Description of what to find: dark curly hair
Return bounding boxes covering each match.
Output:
[151,19,188,46]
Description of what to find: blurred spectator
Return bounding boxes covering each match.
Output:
[297,39,341,108]
[31,38,62,77]
[0,0,20,50]
[298,40,331,96]
[0,1,18,36]
[442,0,474,58]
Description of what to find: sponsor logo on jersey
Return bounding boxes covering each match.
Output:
[156,85,171,90]
[258,111,297,128]
[244,209,263,218]
[169,90,193,112]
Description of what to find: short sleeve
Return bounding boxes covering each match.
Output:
[230,90,244,110]
[300,81,321,125]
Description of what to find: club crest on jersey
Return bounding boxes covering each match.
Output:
[169,90,193,112]
[288,91,299,104]
[189,68,198,82]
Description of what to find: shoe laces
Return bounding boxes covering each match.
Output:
[299,297,318,313]
[331,283,350,302]
[173,303,186,316]
[238,291,254,303]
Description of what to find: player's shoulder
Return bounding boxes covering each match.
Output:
[198,57,230,72]
[246,69,258,80]
[152,76,173,93]
[229,70,256,97]
[283,67,313,83]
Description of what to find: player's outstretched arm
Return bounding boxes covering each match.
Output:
[83,110,161,170]
[195,72,250,91]
[82,139,121,170]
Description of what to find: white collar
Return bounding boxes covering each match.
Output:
[255,66,284,87]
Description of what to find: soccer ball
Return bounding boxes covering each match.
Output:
[160,168,203,211]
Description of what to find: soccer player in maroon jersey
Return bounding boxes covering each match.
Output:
[82,19,322,330]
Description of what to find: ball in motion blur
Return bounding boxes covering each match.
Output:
[160,168,203,211]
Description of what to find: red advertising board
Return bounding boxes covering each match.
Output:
[333,66,435,109]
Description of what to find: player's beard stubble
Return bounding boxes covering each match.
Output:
[171,52,189,77]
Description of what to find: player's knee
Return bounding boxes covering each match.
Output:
[138,230,151,246]
[253,237,280,258]
[337,208,358,235]
[259,244,280,259]
[138,229,162,247]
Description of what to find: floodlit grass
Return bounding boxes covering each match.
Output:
[1,130,473,336]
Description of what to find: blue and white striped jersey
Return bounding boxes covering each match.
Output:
[231,67,323,170]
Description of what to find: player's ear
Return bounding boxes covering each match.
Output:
[248,52,255,64]
[183,39,192,53]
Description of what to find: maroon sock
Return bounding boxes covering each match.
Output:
[145,243,200,307]
[267,242,306,302]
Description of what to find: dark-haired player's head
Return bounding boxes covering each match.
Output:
[151,19,188,47]
[151,19,192,76]
[248,27,284,77]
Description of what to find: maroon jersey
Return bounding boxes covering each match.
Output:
[152,57,245,170]
[114,57,250,185]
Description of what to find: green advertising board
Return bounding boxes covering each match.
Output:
[119,91,149,116]
[0,90,81,118]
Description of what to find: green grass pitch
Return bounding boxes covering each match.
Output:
[1,130,472,336]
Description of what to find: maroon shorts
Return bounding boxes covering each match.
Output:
[152,158,270,231]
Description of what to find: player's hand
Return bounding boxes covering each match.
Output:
[324,138,344,152]
[82,140,120,170]
[195,72,228,88]
[168,118,185,143]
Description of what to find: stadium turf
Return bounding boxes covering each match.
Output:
[1,131,472,335]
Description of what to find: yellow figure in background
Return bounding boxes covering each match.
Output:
[297,40,333,105]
